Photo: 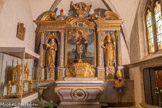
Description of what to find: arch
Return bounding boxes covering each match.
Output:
[45,33,60,45]
[41,11,56,21]
[137,0,148,59]
[104,11,119,20]
[69,18,95,27]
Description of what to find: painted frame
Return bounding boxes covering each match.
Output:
[65,28,96,67]
[16,23,26,41]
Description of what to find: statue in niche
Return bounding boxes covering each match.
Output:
[45,38,58,67]
[102,32,116,66]
[75,31,87,60]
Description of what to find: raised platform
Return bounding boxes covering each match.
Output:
[0,92,38,107]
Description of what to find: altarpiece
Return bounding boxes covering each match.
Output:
[35,2,124,106]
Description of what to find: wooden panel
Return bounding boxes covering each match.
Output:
[143,68,153,105]
[150,69,158,106]
[155,70,162,87]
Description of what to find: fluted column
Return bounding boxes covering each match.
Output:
[39,31,45,80]
[40,31,45,68]
[115,30,124,79]
[57,30,65,81]
[97,30,105,81]
[116,30,122,66]
[58,31,65,67]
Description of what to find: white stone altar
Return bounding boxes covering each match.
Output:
[55,78,104,106]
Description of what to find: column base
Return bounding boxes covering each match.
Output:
[45,67,55,81]
[57,67,65,81]
[38,68,45,81]
[105,66,115,79]
[97,67,105,81]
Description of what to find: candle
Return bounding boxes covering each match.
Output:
[98,8,101,12]
[60,9,63,13]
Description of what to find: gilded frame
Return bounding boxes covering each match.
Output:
[16,23,26,41]
[65,27,96,67]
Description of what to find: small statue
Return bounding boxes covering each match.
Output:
[116,69,123,80]
[72,2,91,17]
[102,32,116,66]
[114,79,125,88]
[7,80,12,96]
[16,80,21,96]
[45,38,58,67]
[114,69,125,88]
[28,80,33,92]
[24,62,29,80]
[23,82,25,94]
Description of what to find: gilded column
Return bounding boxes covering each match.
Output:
[114,30,125,88]
[40,31,45,68]
[58,31,64,67]
[116,30,122,66]
[97,30,105,81]
[115,30,124,79]
[39,31,45,80]
[57,30,65,81]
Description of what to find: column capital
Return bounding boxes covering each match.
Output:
[97,30,101,33]
[40,30,45,36]
[59,30,65,34]
[116,30,121,36]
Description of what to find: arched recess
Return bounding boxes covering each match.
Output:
[137,0,148,59]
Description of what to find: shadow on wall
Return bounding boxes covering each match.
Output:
[0,0,6,14]
[41,82,60,104]
[5,65,14,85]
[130,11,140,63]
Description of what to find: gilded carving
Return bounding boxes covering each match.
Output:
[66,62,95,78]
[72,2,91,17]
[16,80,21,96]
[35,2,123,82]
[28,80,33,92]
[45,37,57,67]
[7,80,11,96]
[13,60,29,81]
[114,69,125,88]
[102,32,116,66]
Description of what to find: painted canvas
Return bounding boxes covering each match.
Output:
[67,29,95,66]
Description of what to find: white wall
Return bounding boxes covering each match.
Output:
[108,0,140,49]
[28,0,55,21]
[29,0,108,20]
[129,67,143,108]
[0,0,35,52]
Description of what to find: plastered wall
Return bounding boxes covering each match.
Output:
[0,0,36,52]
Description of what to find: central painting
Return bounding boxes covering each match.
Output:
[65,29,96,66]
